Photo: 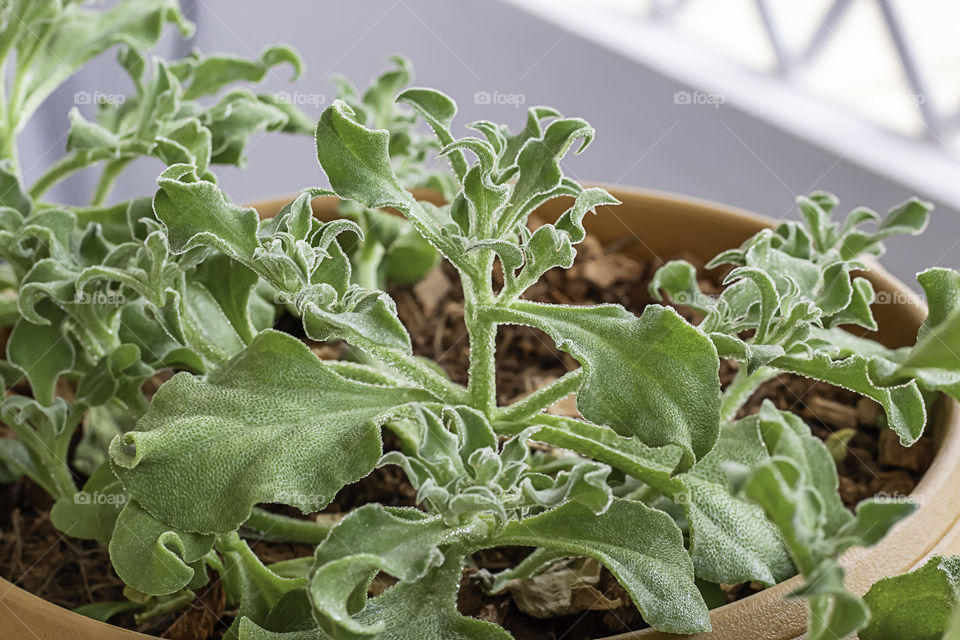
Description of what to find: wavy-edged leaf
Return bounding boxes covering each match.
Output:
[773,351,926,445]
[396,87,467,180]
[219,532,307,634]
[893,268,960,400]
[492,302,721,471]
[108,499,214,595]
[182,45,303,100]
[0,160,32,214]
[494,498,710,633]
[51,462,127,545]
[110,330,433,533]
[300,285,411,354]
[155,164,260,260]
[861,555,960,640]
[7,315,76,405]
[310,552,511,640]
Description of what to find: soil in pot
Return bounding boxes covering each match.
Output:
[0,233,935,640]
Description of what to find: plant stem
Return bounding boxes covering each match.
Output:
[464,250,498,413]
[352,237,385,291]
[90,156,132,206]
[466,314,498,412]
[720,365,777,422]
[495,368,583,422]
[350,333,468,404]
[28,152,92,199]
[0,132,17,174]
[243,507,330,544]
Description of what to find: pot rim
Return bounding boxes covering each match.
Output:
[1,185,955,640]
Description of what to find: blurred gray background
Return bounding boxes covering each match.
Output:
[20,0,959,286]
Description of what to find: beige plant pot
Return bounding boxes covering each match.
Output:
[1,186,957,640]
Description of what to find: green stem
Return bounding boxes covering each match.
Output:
[243,507,330,544]
[464,250,498,413]
[352,239,385,290]
[496,368,583,422]
[0,412,77,499]
[466,314,498,412]
[496,413,682,496]
[720,365,777,422]
[90,156,133,206]
[350,333,468,405]
[28,152,93,199]
[135,590,195,623]
[0,136,18,175]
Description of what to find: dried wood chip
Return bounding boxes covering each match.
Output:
[877,429,935,472]
[413,266,452,317]
[802,396,859,430]
[506,557,622,619]
[582,254,642,289]
[855,397,882,426]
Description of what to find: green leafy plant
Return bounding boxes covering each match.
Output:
[3,3,960,639]
[64,93,957,639]
[0,0,319,504]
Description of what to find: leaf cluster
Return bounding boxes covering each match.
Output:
[1,5,959,639]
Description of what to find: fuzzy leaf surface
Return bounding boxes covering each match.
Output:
[110,330,432,533]
[491,302,721,470]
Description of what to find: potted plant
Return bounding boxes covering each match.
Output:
[2,2,960,639]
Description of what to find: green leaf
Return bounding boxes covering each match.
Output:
[315,101,458,267]
[492,302,721,471]
[183,45,303,100]
[0,160,32,214]
[315,101,411,211]
[313,505,481,585]
[738,454,917,640]
[503,118,594,232]
[110,330,433,533]
[893,268,960,400]
[73,599,142,623]
[194,254,261,344]
[238,619,327,640]
[309,506,494,638]
[218,532,307,634]
[678,419,793,585]
[154,164,261,261]
[773,351,926,445]
[310,552,511,640]
[649,259,715,314]
[396,87,467,181]
[7,315,75,405]
[300,285,412,354]
[19,0,193,121]
[66,107,123,152]
[861,555,960,640]
[494,498,710,633]
[50,463,127,545]
[206,90,292,165]
[108,499,214,596]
